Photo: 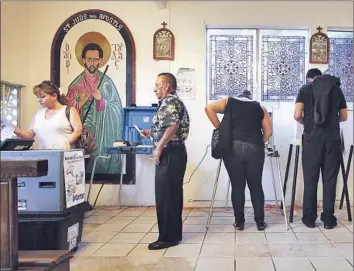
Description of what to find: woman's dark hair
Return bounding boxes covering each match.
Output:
[33,80,68,105]
[236,90,252,99]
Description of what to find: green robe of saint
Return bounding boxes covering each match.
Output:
[67,70,123,176]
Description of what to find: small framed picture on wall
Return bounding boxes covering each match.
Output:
[310,26,329,64]
[153,21,175,61]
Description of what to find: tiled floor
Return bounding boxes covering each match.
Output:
[71,207,353,271]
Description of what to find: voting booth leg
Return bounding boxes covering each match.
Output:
[281,144,293,210]
[339,145,353,212]
[117,154,126,209]
[339,154,352,222]
[86,155,111,205]
[274,151,290,230]
[206,159,223,230]
[224,179,231,211]
[269,156,279,208]
[289,145,300,223]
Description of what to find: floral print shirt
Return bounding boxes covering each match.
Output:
[150,93,190,148]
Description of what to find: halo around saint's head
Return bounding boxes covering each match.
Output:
[75,32,111,68]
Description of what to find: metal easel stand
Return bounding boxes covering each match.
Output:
[206,159,222,229]
[117,154,126,209]
[267,146,290,230]
[286,143,301,223]
[339,144,353,221]
[86,153,126,209]
[86,155,111,207]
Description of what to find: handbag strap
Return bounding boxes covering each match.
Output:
[65,106,74,132]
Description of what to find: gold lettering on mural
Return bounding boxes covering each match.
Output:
[63,43,71,73]
[111,43,124,70]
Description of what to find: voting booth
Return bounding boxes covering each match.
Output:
[87,105,157,208]
[1,148,87,252]
[109,105,157,154]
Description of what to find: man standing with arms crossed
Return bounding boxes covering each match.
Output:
[294,69,348,229]
[142,73,190,250]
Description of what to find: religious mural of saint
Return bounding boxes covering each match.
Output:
[66,32,123,175]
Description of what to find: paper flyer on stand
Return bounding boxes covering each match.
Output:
[63,150,86,208]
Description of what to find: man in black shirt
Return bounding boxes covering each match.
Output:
[294,68,348,229]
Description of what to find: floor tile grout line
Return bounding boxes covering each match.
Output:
[290,224,300,242]
[317,224,340,247]
[270,256,277,271]
[103,210,154,257]
[308,257,317,271]
[192,207,209,271]
[100,211,154,247]
[344,257,353,267]
[87,242,105,257]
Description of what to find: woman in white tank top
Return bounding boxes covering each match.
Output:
[14,81,82,149]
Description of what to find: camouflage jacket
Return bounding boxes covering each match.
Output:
[150,93,190,148]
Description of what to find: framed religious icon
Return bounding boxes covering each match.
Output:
[153,21,175,60]
[310,26,329,64]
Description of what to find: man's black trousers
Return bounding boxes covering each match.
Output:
[155,143,187,242]
[302,136,342,225]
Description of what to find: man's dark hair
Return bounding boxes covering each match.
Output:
[306,68,322,79]
[81,43,104,59]
[158,72,177,90]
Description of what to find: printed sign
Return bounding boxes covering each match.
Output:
[67,222,80,242]
[17,181,27,188]
[18,200,27,211]
[63,151,85,208]
[176,68,196,100]
[68,238,77,251]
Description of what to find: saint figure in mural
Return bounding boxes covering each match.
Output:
[66,32,123,175]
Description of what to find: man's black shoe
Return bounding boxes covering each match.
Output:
[303,222,316,228]
[233,222,244,231]
[256,222,267,231]
[148,240,179,250]
[324,221,337,229]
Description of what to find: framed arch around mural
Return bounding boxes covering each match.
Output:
[50,9,136,184]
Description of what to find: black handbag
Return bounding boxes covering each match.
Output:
[211,98,233,159]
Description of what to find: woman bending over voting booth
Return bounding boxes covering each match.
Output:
[205,91,272,231]
[13,81,82,149]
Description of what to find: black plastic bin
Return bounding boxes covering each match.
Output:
[18,201,88,251]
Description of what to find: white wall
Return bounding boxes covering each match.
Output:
[0,1,31,128]
[1,1,353,208]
